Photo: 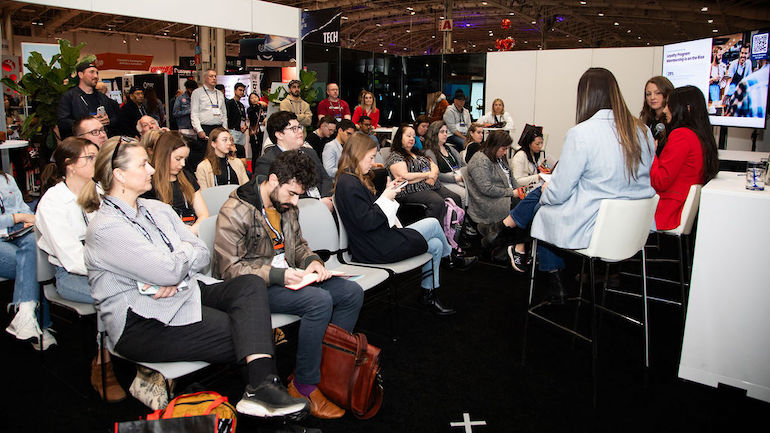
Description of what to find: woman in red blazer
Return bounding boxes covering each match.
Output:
[651,86,719,230]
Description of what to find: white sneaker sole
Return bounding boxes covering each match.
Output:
[235,399,308,418]
[507,247,527,273]
[6,322,42,341]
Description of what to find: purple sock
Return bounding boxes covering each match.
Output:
[293,380,317,397]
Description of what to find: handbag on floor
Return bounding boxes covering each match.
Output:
[318,324,383,419]
[147,391,237,433]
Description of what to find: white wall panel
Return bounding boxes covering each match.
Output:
[533,49,591,158]
[485,51,537,142]
[92,0,253,32]
[591,47,658,121]
[18,0,92,11]
[252,1,301,38]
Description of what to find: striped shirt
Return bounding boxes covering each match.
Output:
[85,195,210,351]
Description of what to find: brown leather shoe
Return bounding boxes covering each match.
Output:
[91,356,127,403]
[287,380,345,419]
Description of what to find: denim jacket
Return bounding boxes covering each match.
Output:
[0,174,31,229]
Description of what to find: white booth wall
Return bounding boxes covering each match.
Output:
[486,45,769,159]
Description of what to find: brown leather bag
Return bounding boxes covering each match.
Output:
[318,324,383,419]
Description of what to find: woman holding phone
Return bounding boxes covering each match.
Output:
[335,133,476,315]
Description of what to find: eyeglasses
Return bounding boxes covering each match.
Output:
[78,127,106,137]
[111,136,138,168]
[283,125,303,133]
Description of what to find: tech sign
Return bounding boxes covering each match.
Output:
[301,7,341,47]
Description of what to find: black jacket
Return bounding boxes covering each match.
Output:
[334,172,427,263]
[117,99,146,137]
[226,98,246,131]
[57,86,119,138]
[254,145,333,197]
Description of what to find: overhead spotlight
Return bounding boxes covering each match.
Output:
[707,19,713,23]
[406,7,414,11]
[303,8,308,11]
[432,35,436,38]
[463,49,467,52]
[472,44,476,47]
[627,29,631,33]
[509,12,515,15]
[384,49,387,53]
[341,16,348,20]
[580,1,587,4]
[376,23,381,26]
[411,11,415,15]
[701,7,708,12]
[578,39,582,42]
[598,13,604,16]
[489,32,494,36]
[712,29,718,32]
[614,22,619,26]
[403,47,408,50]
[163,31,168,36]
[379,42,383,46]
[531,21,536,24]
[524,40,528,44]
[406,29,410,33]
[136,36,141,41]
[440,16,445,20]
[122,38,127,44]
[637,36,641,39]
[482,1,488,4]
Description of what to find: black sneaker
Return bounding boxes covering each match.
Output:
[236,375,309,419]
[507,245,528,273]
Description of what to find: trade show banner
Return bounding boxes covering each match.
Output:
[95,53,153,71]
[301,7,342,46]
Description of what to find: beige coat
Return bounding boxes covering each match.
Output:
[195,157,250,189]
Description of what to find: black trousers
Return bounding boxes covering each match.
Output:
[114,275,273,364]
[400,185,462,222]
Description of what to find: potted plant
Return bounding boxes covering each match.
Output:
[1,39,95,151]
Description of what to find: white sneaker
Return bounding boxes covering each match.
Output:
[31,328,57,351]
[6,309,42,341]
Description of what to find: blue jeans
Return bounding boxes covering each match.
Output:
[266,277,363,385]
[407,217,451,289]
[55,266,94,304]
[508,187,565,272]
[0,226,51,328]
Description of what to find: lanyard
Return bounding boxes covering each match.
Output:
[440,147,459,171]
[213,159,232,186]
[328,100,343,114]
[261,208,283,246]
[104,198,175,252]
[498,159,513,188]
[203,87,219,107]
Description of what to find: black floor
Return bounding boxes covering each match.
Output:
[1,238,766,432]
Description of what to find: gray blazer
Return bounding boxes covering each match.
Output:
[425,145,466,184]
[531,109,656,249]
[465,150,517,224]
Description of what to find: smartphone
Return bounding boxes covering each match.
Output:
[394,180,408,189]
[96,106,106,116]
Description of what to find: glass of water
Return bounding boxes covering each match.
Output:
[745,161,766,191]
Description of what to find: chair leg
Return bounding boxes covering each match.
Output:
[100,332,108,402]
[522,239,538,366]
[589,258,598,408]
[677,236,686,323]
[641,248,650,369]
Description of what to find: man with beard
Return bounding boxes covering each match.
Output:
[278,80,312,128]
[57,62,118,138]
[213,150,363,420]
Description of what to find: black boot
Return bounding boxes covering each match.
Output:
[477,220,506,249]
[444,250,478,271]
[420,289,456,315]
[543,270,567,305]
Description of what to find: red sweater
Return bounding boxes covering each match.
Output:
[352,106,380,128]
[650,127,704,230]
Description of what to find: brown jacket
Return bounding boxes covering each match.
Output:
[195,156,250,189]
[213,176,321,286]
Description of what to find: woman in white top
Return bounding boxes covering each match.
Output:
[479,98,513,131]
[36,136,127,402]
[511,124,551,188]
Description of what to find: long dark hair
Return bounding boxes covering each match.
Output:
[514,124,544,166]
[203,127,235,176]
[576,68,646,180]
[334,133,378,195]
[664,86,719,184]
[423,120,446,157]
[150,131,195,205]
[479,130,513,161]
[391,124,422,162]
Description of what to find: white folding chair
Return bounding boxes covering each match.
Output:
[200,184,239,215]
[523,195,659,405]
[379,147,391,162]
[197,215,218,277]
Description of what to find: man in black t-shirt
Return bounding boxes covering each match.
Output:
[57,62,118,138]
[117,86,146,138]
[305,115,337,157]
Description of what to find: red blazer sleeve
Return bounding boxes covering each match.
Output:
[651,128,695,193]
[352,106,362,125]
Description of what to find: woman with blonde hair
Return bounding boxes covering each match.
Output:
[195,127,250,189]
[351,90,380,128]
[479,98,513,131]
[142,131,209,235]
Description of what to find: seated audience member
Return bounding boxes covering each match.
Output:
[512,124,552,189]
[136,115,160,137]
[322,119,356,177]
[640,76,674,146]
[482,68,656,300]
[73,115,108,149]
[423,121,466,204]
[351,90,380,128]
[142,132,210,235]
[2,171,52,350]
[80,138,308,419]
[465,131,524,268]
[195,127,250,189]
[36,136,126,401]
[305,115,337,157]
[357,115,377,141]
[385,124,462,223]
[479,98,513,131]
[335,134,476,315]
[413,115,431,151]
[463,123,484,163]
[256,111,334,211]
[651,86,719,230]
[214,150,363,419]
[443,89,472,151]
[139,129,162,160]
